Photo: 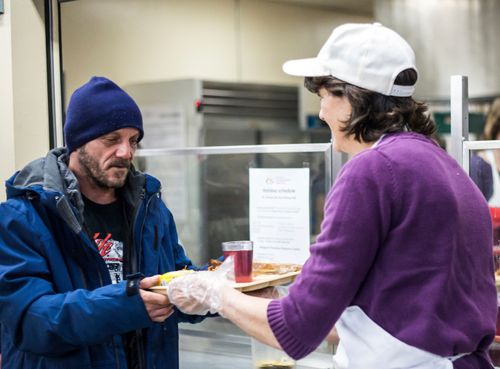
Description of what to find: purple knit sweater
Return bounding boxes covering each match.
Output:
[268,132,497,367]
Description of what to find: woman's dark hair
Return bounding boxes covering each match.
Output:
[304,69,436,143]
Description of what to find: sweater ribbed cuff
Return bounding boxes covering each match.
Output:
[267,299,315,360]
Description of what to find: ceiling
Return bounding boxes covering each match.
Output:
[267,0,374,15]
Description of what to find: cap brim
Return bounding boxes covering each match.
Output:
[282,57,330,77]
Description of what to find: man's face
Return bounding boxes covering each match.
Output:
[76,127,140,189]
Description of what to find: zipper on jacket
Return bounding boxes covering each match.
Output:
[124,187,160,369]
[153,225,158,251]
[129,189,146,274]
[135,192,157,369]
[129,188,150,369]
[134,190,157,273]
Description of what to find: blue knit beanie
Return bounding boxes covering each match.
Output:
[64,76,143,153]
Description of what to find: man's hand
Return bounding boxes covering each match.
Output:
[139,275,174,322]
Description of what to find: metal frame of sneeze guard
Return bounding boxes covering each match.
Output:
[463,140,500,175]
[455,75,500,173]
[449,75,482,173]
[136,142,340,189]
[450,75,469,166]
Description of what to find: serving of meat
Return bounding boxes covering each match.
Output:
[208,258,223,271]
[252,262,302,276]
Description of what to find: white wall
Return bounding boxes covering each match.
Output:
[0,0,50,201]
[60,0,371,113]
[0,0,16,202]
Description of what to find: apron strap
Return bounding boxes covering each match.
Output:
[446,352,470,362]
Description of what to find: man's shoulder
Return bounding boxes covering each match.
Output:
[143,172,162,193]
[0,196,36,227]
[10,158,46,188]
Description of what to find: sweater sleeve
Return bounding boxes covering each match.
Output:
[267,150,398,359]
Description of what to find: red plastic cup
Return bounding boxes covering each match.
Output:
[222,241,253,283]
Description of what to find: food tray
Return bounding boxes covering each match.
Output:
[149,271,300,295]
[233,271,300,292]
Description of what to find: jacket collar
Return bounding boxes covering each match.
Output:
[5,147,160,233]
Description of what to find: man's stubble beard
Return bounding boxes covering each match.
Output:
[77,146,130,189]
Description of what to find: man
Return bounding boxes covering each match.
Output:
[0,76,204,369]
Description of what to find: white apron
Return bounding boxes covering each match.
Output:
[332,306,468,369]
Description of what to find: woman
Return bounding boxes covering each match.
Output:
[168,23,497,369]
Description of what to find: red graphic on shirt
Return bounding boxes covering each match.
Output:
[94,232,113,257]
[92,232,124,284]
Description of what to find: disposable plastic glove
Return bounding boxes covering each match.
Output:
[167,257,233,315]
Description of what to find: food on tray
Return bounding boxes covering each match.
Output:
[208,258,223,271]
[154,261,301,290]
[158,269,195,285]
[206,257,302,276]
[252,262,302,276]
[256,360,295,368]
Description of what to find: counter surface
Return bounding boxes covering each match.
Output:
[178,318,334,369]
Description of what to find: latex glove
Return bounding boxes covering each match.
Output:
[167,257,233,315]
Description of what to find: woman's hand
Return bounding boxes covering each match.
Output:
[167,271,228,315]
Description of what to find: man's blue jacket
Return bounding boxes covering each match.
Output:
[0,148,203,369]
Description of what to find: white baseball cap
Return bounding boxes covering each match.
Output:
[282,23,417,97]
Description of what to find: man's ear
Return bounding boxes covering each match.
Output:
[67,148,79,172]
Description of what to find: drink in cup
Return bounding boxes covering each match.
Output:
[222,240,253,283]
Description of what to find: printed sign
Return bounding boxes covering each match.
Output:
[249,168,310,264]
